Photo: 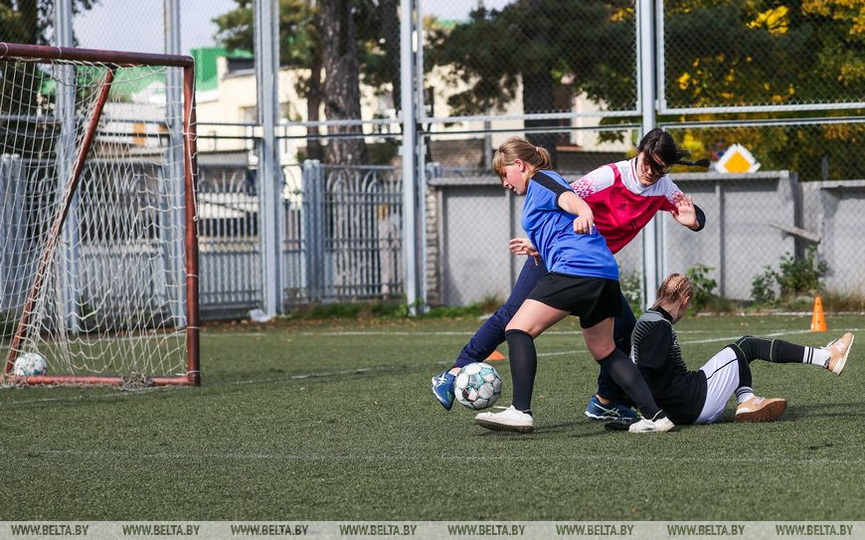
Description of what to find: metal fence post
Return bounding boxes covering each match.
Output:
[302,160,325,303]
[401,0,423,315]
[54,0,81,333]
[639,0,660,309]
[254,0,282,317]
[163,0,186,326]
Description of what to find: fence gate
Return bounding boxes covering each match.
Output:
[295,161,404,305]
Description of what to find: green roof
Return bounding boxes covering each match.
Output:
[191,47,254,92]
[32,47,253,98]
[37,65,165,99]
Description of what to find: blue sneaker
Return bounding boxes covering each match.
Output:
[431,370,456,410]
[584,395,638,423]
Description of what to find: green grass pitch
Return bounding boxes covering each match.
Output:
[1,313,863,521]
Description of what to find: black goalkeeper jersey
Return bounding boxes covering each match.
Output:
[631,307,707,424]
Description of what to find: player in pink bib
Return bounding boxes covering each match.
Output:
[573,157,691,254]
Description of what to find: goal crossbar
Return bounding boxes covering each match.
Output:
[0,42,195,68]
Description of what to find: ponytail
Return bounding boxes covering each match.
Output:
[493,137,552,178]
[653,273,693,309]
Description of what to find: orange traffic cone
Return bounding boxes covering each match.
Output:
[485,350,506,362]
[810,296,827,332]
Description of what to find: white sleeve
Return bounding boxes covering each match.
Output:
[654,176,684,204]
[569,165,616,198]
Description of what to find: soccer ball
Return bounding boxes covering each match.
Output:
[13,352,48,376]
[454,362,502,410]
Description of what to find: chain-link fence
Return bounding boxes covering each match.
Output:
[661,0,865,111]
[3,0,864,319]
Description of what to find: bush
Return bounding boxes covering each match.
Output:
[750,265,777,305]
[620,272,643,316]
[685,264,717,311]
[750,247,829,306]
[776,247,828,298]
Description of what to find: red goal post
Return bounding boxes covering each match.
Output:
[0,42,200,387]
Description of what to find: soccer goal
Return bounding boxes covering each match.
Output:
[0,42,199,387]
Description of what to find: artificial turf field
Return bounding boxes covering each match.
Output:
[1,312,863,522]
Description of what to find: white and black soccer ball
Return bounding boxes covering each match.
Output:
[454,362,502,410]
[13,352,48,376]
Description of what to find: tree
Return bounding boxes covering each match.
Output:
[354,0,401,111]
[0,0,98,45]
[214,0,325,161]
[214,0,402,165]
[427,0,635,163]
[0,1,98,160]
[319,0,368,165]
[428,0,865,179]
[663,0,865,179]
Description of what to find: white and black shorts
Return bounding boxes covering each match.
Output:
[527,273,622,328]
[695,347,740,424]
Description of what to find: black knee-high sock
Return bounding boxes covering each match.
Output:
[505,329,536,412]
[599,349,661,419]
[731,335,808,364]
[737,355,753,389]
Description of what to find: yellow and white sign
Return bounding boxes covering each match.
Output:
[715,143,761,173]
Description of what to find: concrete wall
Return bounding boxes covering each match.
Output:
[425,170,860,306]
[801,180,865,295]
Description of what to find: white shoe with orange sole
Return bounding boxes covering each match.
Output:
[735,396,787,422]
[826,332,854,375]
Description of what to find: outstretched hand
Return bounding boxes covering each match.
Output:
[509,237,540,265]
[672,192,699,229]
[509,237,538,256]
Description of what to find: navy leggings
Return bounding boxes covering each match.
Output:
[454,257,635,403]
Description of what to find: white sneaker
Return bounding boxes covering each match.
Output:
[475,405,534,433]
[628,412,675,433]
[827,332,854,375]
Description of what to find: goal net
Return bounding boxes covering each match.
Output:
[0,43,199,387]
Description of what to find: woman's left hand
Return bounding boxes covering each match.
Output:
[672,192,698,229]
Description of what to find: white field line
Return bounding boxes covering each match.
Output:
[316,328,851,339]
[2,327,860,408]
[17,448,865,466]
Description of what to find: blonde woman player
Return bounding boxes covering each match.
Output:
[472,136,675,434]
[619,273,855,427]
[433,128,707,423]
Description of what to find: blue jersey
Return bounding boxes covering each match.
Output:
[521,171,619,280]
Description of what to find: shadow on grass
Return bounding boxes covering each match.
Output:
[683,400,865,425]
[472,418,621,439]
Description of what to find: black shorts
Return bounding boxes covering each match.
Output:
[527,273,623,328]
